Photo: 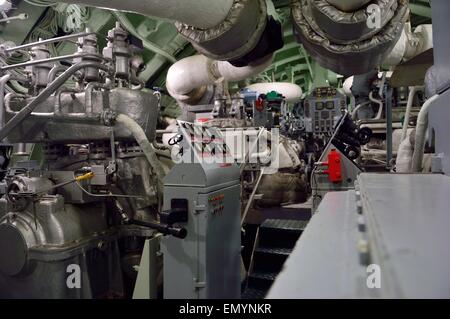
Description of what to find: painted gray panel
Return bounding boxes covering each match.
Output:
[267,190,369,299]
[269,173,450,298]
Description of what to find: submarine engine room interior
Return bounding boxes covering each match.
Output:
[0,0,449,299]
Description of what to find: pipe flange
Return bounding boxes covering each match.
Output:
[175,0,269,63]
[292,0,409,75]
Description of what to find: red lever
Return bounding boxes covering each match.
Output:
[255,98,265,111]
[323,149,343,183]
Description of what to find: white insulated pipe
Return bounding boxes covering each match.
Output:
[369,91,383,120]
[116,114,166,182]
[411,94,440,173]
[54,0,234,29]
[245,82,303,103]
[401,86,422,143]
[396,129,414,173]
[166,54,273,103]
[384,24,434,67]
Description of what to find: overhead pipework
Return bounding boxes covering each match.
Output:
[291,0,409,75]
[165,54,273,105]
[384,22,433,67]
[53,0,284,67]
[52,0,235,29]
[51,0,284,108]
[245,82,303,103]
[325,0,372,12]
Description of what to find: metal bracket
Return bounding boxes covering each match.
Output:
[106,128,117,175]
[193,278,206,289]
[193,201,206,214]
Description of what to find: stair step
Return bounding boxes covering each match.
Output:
[241,288,266,299]
[243,219,309,299]
[248,271,278,290]
[258,219,308,249]
[252,247,290,273]
[255,247,292,256]
[260,219,308,232]
[250,271,278,281]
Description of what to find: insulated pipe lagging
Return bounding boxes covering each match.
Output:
[115,114,166,183]
[401,87,422,143]
[55,0,283,67]
[245,82,303,103]
[166,54,273,103]
[411,95,440,173]
[215,56,273,82]
[54,0,234,29]
[396,130,414,173]
[325,0,371,12]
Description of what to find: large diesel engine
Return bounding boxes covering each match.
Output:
[0,23,169,298]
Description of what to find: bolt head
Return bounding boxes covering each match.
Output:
[358,215,366,232]
[356,200,363,214]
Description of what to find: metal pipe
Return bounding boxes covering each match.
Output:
[54,0,234,29]
[4,92,25,114]
[128,219,187,239]
[14,143,29,156]
[48,65,69,83]
[0,53,106,71]
[33,113,102,124]
[0,61,111,141]
[241,168,265,226]
[369,91,384,120]
[55,0,279,68]
[385,88,393,169]
[240,128,265,175]
[0,74,30,129]
[0,74,12,130]
[85,82,111,113]
[156,129,176,135]
[4,92,102,124]
[411,94,440,172]
[245,82,303,103]
[55,88,79,113]
[112,11,177,63]
[115,114,166,183]
[166,54,273,104]
[351,101,371,120]
[4,31,97,53]
[401,86,423,143]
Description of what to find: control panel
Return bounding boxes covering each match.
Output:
[304,87,346,134]
[170,121,234,165]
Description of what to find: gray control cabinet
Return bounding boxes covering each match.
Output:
[304,87,346,134]
[161,163,241,299]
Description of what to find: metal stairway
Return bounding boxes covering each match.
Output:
[242,219,308,299]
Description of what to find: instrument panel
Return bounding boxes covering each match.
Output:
[304,87,346,134]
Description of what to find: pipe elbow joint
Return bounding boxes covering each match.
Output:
[291,0,409,75]
[175,0,283,67]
